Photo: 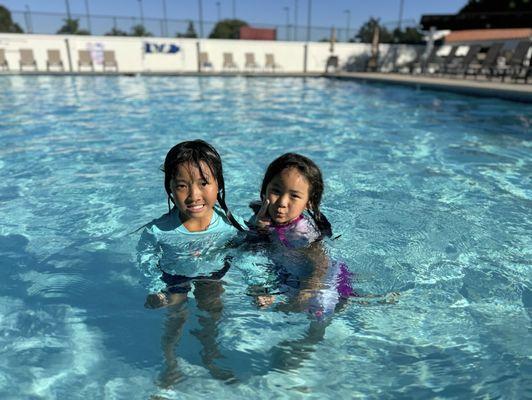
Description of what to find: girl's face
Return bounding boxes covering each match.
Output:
[171,161,219,231]
[265,167,310,225]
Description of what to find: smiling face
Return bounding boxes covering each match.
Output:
[171,161,219,231]
[265,167,311,225]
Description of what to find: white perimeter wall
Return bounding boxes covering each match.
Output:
[0,33,422,73]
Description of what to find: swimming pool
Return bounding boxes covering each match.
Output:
[0,76,530,399]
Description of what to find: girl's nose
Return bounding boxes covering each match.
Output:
[277,194,289,207]
[187,184,201,201]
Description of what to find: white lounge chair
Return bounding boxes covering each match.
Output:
[19,49,37,71]
[78,50,94,71]
[46,49,64,71]
[103,50,118,71]
[264,53,281,72]
[244,52,259,71]
[223,52,237,71]
[199,52,213,70]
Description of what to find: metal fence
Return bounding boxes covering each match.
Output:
[11,10,361,42]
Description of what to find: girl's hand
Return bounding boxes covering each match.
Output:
[255,199,271,230]
[255,295,275,308]
[144,292,168,309]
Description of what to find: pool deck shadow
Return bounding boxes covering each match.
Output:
[328,72,532,103]
[1,70,531,103]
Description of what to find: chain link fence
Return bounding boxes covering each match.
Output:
[10,10,360,42]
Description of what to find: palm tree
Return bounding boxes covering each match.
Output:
[57,18,90,35]
[130,24,152,37]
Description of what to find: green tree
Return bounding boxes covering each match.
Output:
[355,18,393,43]
[391,27,423,44]
[57,18,90,35]
[0,5,23,33]
[176,21,197,38]
[130,24,152,37]
[355,18,422,44]
[105,27,128,36]
[208,19,248,39]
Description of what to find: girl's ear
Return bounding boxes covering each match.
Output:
[306,201,314,211]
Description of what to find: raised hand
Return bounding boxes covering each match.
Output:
[255,198,272,230]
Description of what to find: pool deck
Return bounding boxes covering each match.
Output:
[1,70,531,103]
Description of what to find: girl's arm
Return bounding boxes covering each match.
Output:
[136,227,166,293]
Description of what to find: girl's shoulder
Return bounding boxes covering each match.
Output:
[211,206,247,233]
[143,208,180,234]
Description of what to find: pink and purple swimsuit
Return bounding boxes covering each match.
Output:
[265,214,356,320]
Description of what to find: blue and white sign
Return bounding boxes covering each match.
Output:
[144,42,180,54]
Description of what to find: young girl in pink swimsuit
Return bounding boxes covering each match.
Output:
[249,153,356,320]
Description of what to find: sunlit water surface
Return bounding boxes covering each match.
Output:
[0,76,530,399]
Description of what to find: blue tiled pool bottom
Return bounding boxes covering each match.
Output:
[0,76,530,399]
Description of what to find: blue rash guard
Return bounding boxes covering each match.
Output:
[137,205,246,293]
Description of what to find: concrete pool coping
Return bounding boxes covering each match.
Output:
[1,70,531,103]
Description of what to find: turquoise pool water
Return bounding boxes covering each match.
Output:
[0,76,530,399]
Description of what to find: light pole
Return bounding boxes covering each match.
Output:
[138,0,144,26]
[24,4,33,33]
[162,0,168,36]
[306,0,311,42]
[84,0,92,33]
[293,0,298,41]
[398,0,404,30]
[198,0,204,37]
[284,6,290,41]
[232,0,235,19]
[344,9,350,42]
[65,0,72,20]
[216,1,221,21]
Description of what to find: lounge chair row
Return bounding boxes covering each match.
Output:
[400,41,531,83]
[200,52,282,71]
[0,48,118,72]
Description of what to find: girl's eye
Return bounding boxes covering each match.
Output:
[291,194,301,199]
[201,180,209,186]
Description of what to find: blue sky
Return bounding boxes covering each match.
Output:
[3,0,465,27]
[3,0,466,38]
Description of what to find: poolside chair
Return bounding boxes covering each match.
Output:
[414,45,440,74]
[264,53,281,72]
[46,49,64,71]
[394,47,423,73]
[497,41,532,82]
[0,48,8,71]
[325,55,339,73]
[199,52,213,70]
[78,50,94,71]
[446,45,481,76]
[19,49,37,71]
[464,43,504,80]
[244,53,259,71]
[103,50,118,72]
[435,46,459,75]
[222,52,237,71]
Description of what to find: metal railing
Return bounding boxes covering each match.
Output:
[10,10,362,42]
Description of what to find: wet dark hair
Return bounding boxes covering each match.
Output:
[162,139,244,232]
[259,153,332,237]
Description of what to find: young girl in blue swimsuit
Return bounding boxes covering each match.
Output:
[137,139,246,309]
